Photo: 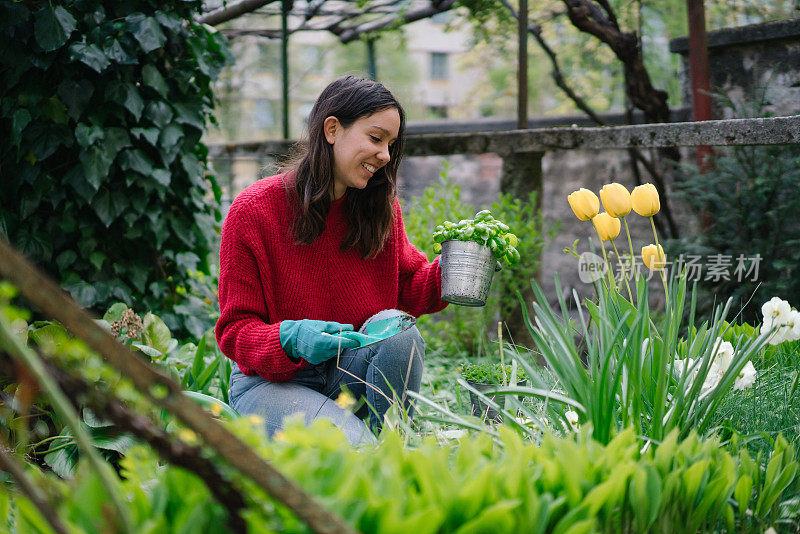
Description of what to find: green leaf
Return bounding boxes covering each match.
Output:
[105,81,144,121]
[29,324,69,348]
[127,13,167,53]
[34,6,77,52]
[44,437,79,478]
[57,79,94,120]
[131,127,160,146]
[79,147,113,190]
[119,149,153,175]
[152,168,172,187]
[56,250,78,271]
[10,108,31,146]
[92,189,116,226]
[40,96,69,124]
[132,343,164,359]
[90,251,107,270]
[75,123,105,148]
[69,41,110,73]
[142,64,169,97]
[144,101,174,129]
[103,39,137,65]
[142,312,173,355]
[103,302,129,322]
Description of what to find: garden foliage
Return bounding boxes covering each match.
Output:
[0,0,232,337]
[3,419,798,533]
[403,168,546,357]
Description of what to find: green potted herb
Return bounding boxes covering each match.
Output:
[434,210,521,306]
[461,362,527,422]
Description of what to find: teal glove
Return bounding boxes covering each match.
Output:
[279,319,360,365]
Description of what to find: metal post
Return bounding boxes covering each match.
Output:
[366,38,377,80]
[281,0,291,140]
[517,0,528,129]
[687,0,713,170]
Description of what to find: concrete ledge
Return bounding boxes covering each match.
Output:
[670,18,800,54]
[209,115,800,158]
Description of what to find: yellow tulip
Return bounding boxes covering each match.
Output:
[599,182,631,217]
[631,184,660,217]
[567,188,600,221]
[642,244,666,270]
[592,212,621,241]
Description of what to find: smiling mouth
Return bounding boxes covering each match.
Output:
[361,163,377,174]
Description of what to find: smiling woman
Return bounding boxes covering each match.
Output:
[215,76,448,446]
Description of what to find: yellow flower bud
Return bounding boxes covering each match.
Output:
[592,212,621,241]
[567,188,600,221]
[641,244,666,270]
[631,184,660,217]
[599,182,631,217]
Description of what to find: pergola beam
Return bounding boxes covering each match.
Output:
[199,0,280,26]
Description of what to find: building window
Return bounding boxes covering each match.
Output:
[430,52,448,80]
[428,105,448,119]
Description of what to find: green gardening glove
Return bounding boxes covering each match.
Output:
[279,319,360,364]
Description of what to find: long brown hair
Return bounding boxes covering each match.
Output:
[282,76,406,259]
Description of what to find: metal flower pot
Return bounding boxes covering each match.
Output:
[466,379,527,423]
[440,240,501,307]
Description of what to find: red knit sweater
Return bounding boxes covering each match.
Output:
[215,173,448,382]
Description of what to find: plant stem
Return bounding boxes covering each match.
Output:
[650,216,670,308]
[622,216,638,303]
[611,239,634,302]
[593,227,616,290]
[0,318,134,533]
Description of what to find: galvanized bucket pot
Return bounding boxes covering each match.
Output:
[440,240,501,306]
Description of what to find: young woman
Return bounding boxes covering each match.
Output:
[215,76,448,446]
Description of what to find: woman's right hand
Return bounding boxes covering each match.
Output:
[279,319,360,364]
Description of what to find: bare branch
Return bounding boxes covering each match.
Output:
[199,0,281,27]
[335,0,457,43]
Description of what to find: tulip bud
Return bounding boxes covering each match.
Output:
[599,183,631,218]
[631,184,660,217]
[592,212,621,241]
[641,244,666,270]
[567,188,600,221]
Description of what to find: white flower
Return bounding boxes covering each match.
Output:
[673,357,696,379]
[762,297,792,324]
[783,310,800,342]
[564,410,579,431]
[733,361,757,391]
[711,337,735,370]
[761,321,786,346]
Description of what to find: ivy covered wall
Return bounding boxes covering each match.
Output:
[0,0,232,336]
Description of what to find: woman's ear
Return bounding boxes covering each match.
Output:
[323,116,340,144]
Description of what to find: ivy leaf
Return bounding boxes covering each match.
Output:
[152,168,171,187]
[104,128,133,157]
[64,164,97,203]
[40,96,69,125]
[80,147,113,190]
[126,13,166,54]
[144,101,173,129]
[131,127,160,146]
[34,6,77,52]
[57,79,94,120]
[56,250,78,271]
[69,41,110,73]
[105,81,144,121]
[90,251,107,270]
[175,252,200,272]
[75,123,105,148]
[92,189,116,227]
[173,102,204,130]
[181,153,203,180]
[154,11,182,34]
[119,149,153,175]
[103,38,136,65]
[27,123,70,160]
[64,278,99,307]
[142,64,169,97]
[10,109,31,147]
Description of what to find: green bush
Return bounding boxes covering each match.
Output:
[403,165,546,357]
[671,99,800,325]
[461,361,528,384]
[0,0,232,337]
[4,420,799,533]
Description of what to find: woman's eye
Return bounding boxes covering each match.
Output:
[370,135,381,142]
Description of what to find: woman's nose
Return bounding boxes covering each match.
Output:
[377,144,390,164]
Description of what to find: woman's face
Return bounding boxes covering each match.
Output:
[324,107,401,199]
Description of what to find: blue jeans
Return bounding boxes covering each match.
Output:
[229,309,425,447]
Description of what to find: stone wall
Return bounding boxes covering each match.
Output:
[670,18,800,118]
